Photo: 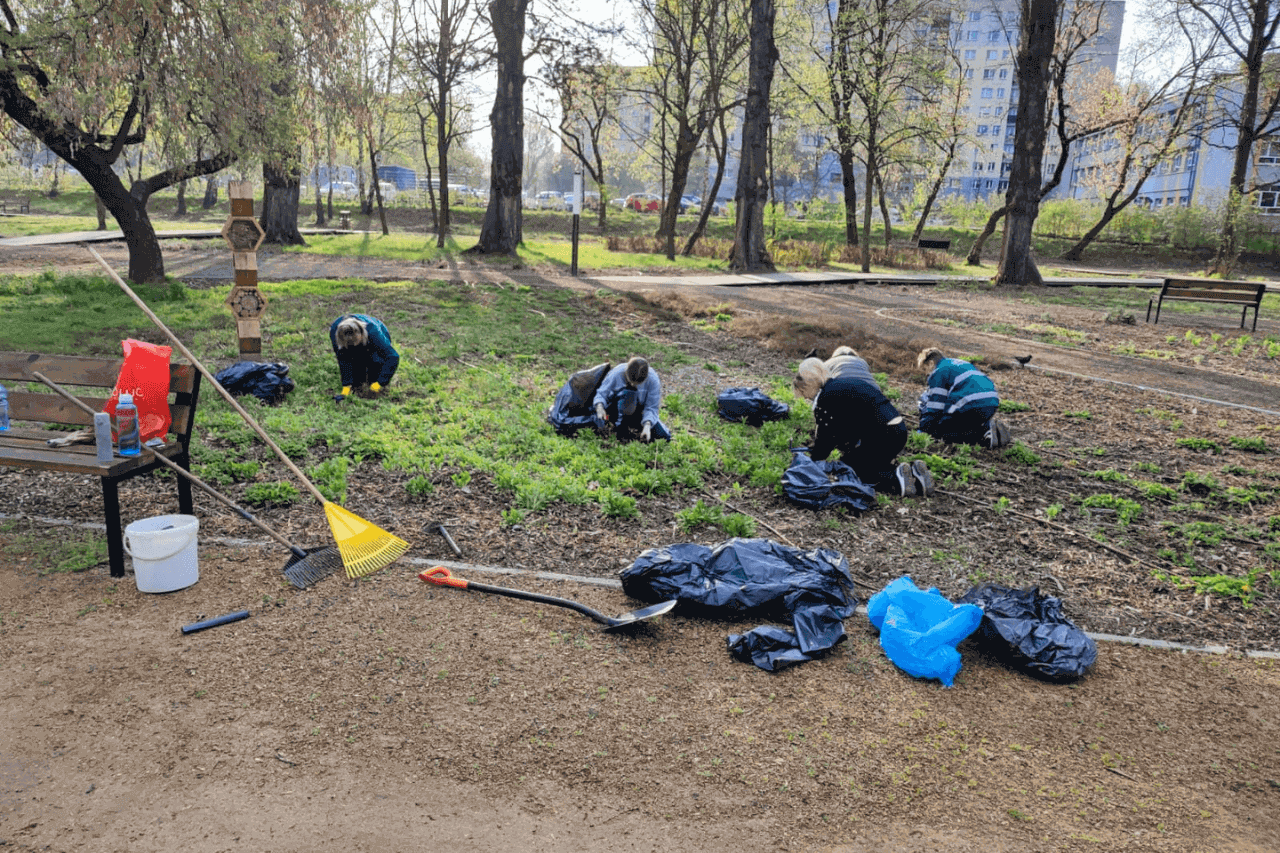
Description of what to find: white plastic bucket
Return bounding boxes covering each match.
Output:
[123,514,200,593]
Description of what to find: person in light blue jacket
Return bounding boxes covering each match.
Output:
[329,314,399,401]
[916,348,1009,448]
[592,356,670,442]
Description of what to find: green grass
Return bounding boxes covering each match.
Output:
[0,271,815,525]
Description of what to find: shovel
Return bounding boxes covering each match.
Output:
[418,567,677,632]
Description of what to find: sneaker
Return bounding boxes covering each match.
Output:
[894,462,918,497]
[911,460,934,497]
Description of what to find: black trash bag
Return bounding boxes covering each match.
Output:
[621,538,858,672]
[782,447,876,512]
[213,361,295,405]
[546,362,612,436]
[717,386,790,426]
[958,583,1097,682]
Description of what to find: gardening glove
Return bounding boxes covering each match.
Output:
[370,382,382,394]
[334,385,352,403]
[640,421,652,443]
[593,403,610,433]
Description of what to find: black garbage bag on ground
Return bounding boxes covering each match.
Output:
[958,583,1097,681]
[213,361,295,405]
[782,448,876,512]
[621,538,858,672]
[717,387,790,426]
[546,362,612,436]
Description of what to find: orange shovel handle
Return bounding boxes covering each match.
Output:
[419,566,469,589]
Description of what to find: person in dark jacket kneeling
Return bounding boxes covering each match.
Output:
[794,347,932,497]
[330,314,399,401]
[916,347,1010,448]
[591,356,671,442]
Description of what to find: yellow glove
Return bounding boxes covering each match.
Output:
[370,382,382,393]
[341,386,352,396]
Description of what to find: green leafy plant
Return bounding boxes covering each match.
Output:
[308,456,350,504]
[1089,468,1129,483]
[1181,471,1219,495]
[244,482,301,507]
[405,475,435,498]
[1003,442,1040,466]
[1228,436,1268,453]
[1064,410,1092,419]
[998,400,1031,413]
[1135,480,1178,500]
[1081,494,1142,525]
[993,495,1012,514]
[1176,437,1221,454]
[1044,503,1063,520]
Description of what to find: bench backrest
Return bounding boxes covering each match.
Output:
[0,351,200,443]
[1162,278,1266,302]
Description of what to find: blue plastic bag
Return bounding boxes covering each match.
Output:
[546,362,611,436]
[212,361,295,406]
[782,448,876,512]
[622,538,857,672]
[958,583,1097,681]
[867,576,983,687]
[717,387,790,426]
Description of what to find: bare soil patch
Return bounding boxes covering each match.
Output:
[2,243,1279,852]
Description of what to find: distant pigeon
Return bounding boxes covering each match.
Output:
[1014,355,1033,368]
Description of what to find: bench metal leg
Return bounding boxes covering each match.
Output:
[175,451,194,515]
[101,478,125,578]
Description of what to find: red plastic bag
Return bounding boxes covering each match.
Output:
[104,339,173,442]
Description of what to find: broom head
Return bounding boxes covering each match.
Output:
[323,501,411,578]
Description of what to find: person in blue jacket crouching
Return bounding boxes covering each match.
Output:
[916,347,1010,448]
[592,356,671,442]
[330,314,400,401]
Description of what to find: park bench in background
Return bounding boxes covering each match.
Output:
[1146,277,1266,331]
[0,352,202,578]
[917,238,951,250]
[1,198,30,215]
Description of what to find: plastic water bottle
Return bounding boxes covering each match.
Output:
[0,383,9,431]
[115,393,141,456]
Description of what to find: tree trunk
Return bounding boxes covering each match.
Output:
[95,194,107,231]
[261,161,305,245]
[911,143,954,243]
[369,136,389,236]
[202,178,219,210]
[175,179,187,216]
[1061,200,1120,261]
[967,205,1007,265]
[837,145,859,249]
[1213,62,1264,274]
[995,0,1056,287]
[469,0,528,256]
[860,150,875,272]
[730,0,777,272]
[876,171,892,247]
[683,117,730,257]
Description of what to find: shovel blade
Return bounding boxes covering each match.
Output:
[603,599,678,632]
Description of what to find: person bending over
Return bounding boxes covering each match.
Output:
[592,356,671,442]
[330,314,400,402]
[794,350,932,497]
[916,347,1010,448]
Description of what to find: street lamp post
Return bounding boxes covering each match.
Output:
[571,165,582,277]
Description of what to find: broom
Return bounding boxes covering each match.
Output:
[86,244,409,578]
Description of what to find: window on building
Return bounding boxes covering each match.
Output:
[970,11,982,20]
[967,30,978,40]
[983,68,995,79]
[997,88,1006,98]
[1002,50,1010,58]
[1173,154,1183,171]
[986,49,998,59]
[986,179,994,188]
[988,162,996,171]
[979,107,991,116]
[978,125,989,135]
[999,68,1008,79]
[995,107,1003,116]
[1258,139,1280,163]
[950,178,961,188]
[981,87,993,98]
[974,162,984,172]
[988,30,1001,41]
[1006,126,1015,136]
[1180,196,1190,206]
[964,49,976,59]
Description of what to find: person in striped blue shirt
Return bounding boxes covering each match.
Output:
[916,348,1010,448]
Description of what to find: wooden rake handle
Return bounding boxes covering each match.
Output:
[84,244,328,506]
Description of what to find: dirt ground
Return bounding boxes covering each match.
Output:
[2,239,1280,852]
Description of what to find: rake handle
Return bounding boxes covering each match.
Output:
[85,244,328,506]
[31,370,307,559]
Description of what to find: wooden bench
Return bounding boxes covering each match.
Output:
[917,238,951,251]
[1146,278,1266,331]
[1,198,30,215]
[0,352,202,578]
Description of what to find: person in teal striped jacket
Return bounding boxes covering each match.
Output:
[916,348,1010,448]
[329,314,400,401]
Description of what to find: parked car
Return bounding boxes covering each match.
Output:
[609,197,627,209]
[320,181,358,200]
[625,192,662,213]
[583,191,601,211]
[678,194,702,214]
[533,190,565,210]
[704,198,730,216]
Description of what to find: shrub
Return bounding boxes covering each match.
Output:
[244,482,300,507]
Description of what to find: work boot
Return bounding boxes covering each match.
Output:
[911,460,935,497]
[986,417,1011,448]
[894,462,918,497]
